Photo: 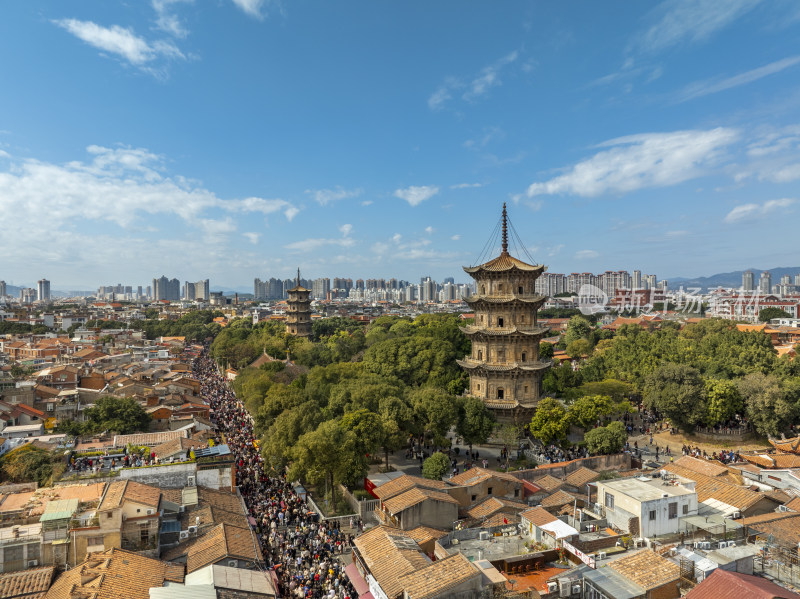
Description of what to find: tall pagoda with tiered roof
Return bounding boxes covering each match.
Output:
[285,268,312,339]
[457,204,552,422]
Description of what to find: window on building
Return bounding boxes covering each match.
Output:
[521,352,527,362]
[471,495,477,502]
[649,510,656,521]
[498,317,504,327]
[497,388,504,399]
[518,286,523,294]
[481,286,486,295]
[682,504,689,515]
[604,493,614,509]
[524,385,529,394]
[488,487,493,495]
[514,489,520,497]
[498,284,503,293]
[498,349,505,362]
[668,502,678,519]
[476,384,481,391]
[477,350,483,360]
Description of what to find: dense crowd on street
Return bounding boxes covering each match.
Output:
[193,347,358,599]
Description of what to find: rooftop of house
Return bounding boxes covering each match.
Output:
[373,474,450,501]
[0,566,56,599]
[607,549,680,591]
[685,568,800,599]
[162,522,263,574]
[44,547,185,599]
[397,553,481,599]
[353,526,432,599]
[449,467,520,488]
[598,474,696,501]
[383,487,459,515]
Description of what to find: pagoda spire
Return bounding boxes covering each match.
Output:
[501,203,508,254]
[296,268,300,287]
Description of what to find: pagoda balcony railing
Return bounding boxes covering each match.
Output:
[464,293,544,302]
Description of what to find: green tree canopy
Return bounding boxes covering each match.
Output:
[529,398,570,445]
[758,307,792,323]
[456,396,496,453]
[567,395,632,430]
[704,378,743,425]
[643,363,706,432]
[82,396,151,435]
[738,372,797,437]
[564,316,593,346]
[422,452,450,480]
[584,421,627,455]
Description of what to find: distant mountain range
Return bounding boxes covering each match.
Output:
[671,266,800,291]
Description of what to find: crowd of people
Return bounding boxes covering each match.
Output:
[193,347,359,599]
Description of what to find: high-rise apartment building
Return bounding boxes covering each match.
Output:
[742,270,755,291]
[37,278,51,302]
[759,271,772,295]
[535,272,566,297]
[153,275,181,301]
[632,270,642,290]
[566,273,598,294]
[0,281,6,298]
[20,288,36,304]
[312,278,331,300]
[184,279,210,301]
[645,274,657,289]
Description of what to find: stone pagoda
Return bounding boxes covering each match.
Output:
[457,204,552,422]
[285,268,312,339]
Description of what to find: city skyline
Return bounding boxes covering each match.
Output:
[1,2,800,286]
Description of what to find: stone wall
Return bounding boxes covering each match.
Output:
[119,463,195,488]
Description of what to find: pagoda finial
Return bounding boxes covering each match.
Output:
[501,202,508,254]
[296,268,300,287]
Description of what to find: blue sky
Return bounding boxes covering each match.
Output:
[1,1,800,290]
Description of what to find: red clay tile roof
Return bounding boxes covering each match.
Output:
[0,566,55,599]
[397,553,480,599]
[608,550,679,591]
[686,568,800,598]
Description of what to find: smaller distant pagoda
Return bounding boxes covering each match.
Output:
[285,268,312,339]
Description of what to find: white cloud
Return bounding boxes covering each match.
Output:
[0,145,298,231]
[429,51,518,110]
[284,237,356,253]
[634,0,760,53]
[574,249,599,259]
[463,127,504,150]
[54,19,184,69]
[243,232,260,244]
[724,198,796,223]
[450,182,483,189]
[424,226,434,234]
[284,221,354,253]
[392,233,402,243]
[463,51,518,102]
[231,0,268,20]
[526,128,739,198]
[451,235,461,241]
[394,185,440,206]
[678,55,800,102]
[152,0,192,38]
[361,200,373,206]
[548,244,565,256]
[200,217,236,236]
[428,81,456,111]
[305,186,362,206]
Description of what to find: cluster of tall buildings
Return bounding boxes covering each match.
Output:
[535,270,665,298]
[0,278,51,304]
[742,270,800,296]
[152,276,210,302]
[255,275,470,303]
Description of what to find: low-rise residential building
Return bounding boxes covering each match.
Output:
[378,488,459,530]
[595,474,698,539]
[581,549,681,599]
